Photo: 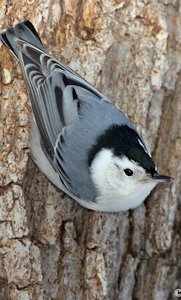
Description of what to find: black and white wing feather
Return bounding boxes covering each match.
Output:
[15,39,104,195]
[0,21,132,208]
[0,21,110,200]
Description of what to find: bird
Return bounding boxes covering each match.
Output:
[0,20,173,212]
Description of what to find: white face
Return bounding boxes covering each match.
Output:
[113,155,151,194]
[90,148,160,211]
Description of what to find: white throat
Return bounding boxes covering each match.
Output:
[90,149,158,211]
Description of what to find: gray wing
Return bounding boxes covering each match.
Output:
[14,38,132,200]
[9,39,99,195]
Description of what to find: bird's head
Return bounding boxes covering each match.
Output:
[88,124,172,211]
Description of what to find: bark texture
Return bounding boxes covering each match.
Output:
[0,1,181,299]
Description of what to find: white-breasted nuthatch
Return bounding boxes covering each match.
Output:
[0,21,173,212]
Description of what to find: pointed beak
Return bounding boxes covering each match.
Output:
[152,173,174,182]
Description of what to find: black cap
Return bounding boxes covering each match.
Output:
[88,124,156,176]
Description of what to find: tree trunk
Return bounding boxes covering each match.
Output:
[0,1,180,299]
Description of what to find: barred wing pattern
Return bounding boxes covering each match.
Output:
[14,37,109,198]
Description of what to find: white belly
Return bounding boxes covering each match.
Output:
[94,182,157,212]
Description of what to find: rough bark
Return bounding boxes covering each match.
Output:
[0,1,181,299]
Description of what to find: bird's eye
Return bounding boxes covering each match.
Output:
[124,168,133,176]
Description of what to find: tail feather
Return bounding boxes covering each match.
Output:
[1,28,18,59]
[0,20,45,59]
